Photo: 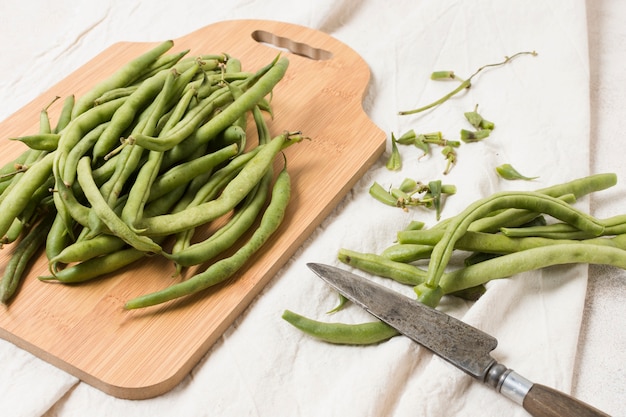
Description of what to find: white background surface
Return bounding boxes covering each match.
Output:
[0,1,623,416]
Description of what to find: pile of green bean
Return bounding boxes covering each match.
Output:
[0,40,305,308]
[283,172,626,345]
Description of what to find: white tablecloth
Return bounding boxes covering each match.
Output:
[0,1,623,416]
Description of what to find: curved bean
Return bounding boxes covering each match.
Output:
[281,309,399,345]
[0,152,54,240]
[53,95,75,133]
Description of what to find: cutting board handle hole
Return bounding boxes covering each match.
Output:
[251,30,333,61]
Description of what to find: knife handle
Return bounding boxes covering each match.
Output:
[488,365,611,417]
[522,384,612,417]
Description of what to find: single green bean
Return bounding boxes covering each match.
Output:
[11,133,60,151]
[0,152,54,239]
[53,95,75,133]
[338,248,426,285]
[440,243,626,294]
[49,234,127,265]
[40,247,146,283]
[281,310,399,345]
[45,213,74,266]
[125,163,291,309]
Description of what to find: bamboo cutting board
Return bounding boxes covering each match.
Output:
[0,20,385,399]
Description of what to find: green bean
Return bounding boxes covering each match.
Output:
[40,246,146,283]
[49,234,127,265]
[416,191,606,306]
[71,40,174,119]
[0,212,55,303]
[76,157,161,253]
[281,309,399,345]
[53,95,75,133]
[45,213,74,266]
[2,218,25,247]
[338,248,426,286]
[252,104,271,146]
[500,214,626,239]
[139,131,302,236]
[380,243,432,263]
[167,170,272,268]
[11,133,60,151]
[439,243,626,294]
[0,152,54,240]
[125,162,291,309]
[93,86,139,105]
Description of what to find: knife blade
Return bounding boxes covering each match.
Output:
[307,263,611,417]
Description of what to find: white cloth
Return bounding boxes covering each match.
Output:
[0,1,623,416]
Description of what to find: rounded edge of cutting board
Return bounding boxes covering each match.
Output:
[0,19,387,400]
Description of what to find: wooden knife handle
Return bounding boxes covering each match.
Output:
[522,384,611,417]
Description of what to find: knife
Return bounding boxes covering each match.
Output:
[307,263,611,417]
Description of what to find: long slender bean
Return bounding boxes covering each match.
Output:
[281,309,398,345]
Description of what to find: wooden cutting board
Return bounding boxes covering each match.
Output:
[0,20,385,399]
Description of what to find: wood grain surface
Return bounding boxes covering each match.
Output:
[0,20,385,399]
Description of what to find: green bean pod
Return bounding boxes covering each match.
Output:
[281,310,399,345]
